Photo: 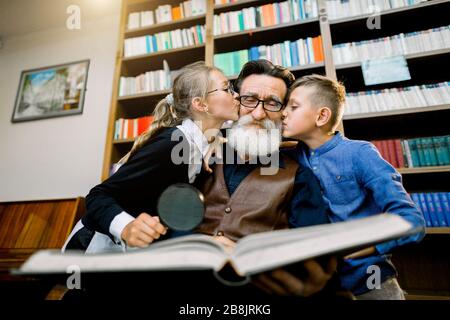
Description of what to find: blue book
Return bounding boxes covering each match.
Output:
[290,41,299,66]
[145,35,151,54]
[418,193,432,228]
[439,193,450,226]
[432,193,448,226]
[411,194,426,227]
[425,193,440,227]
[299,0,305,19]
[152,35,158,52]
[249,46,260,61]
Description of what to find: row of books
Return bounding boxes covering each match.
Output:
[333,25,450,65]
[124,25,206,57]
[127,0,206,29]
[326,0,429,20]
[372,135,450,169]
[214,36,324,76]
[345,82,450,115]
[114,116,154,140]
[119,74,171,97]
[213,0,318,36]
[411,193,450,227]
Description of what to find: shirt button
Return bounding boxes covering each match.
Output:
[313,166,317,170]
[225,207,232,214]
[311,151,315,156]
[217,231,224,236]
[337,175,341,180]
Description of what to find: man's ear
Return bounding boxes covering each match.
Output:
[191,97,205,112]
[316,107,332,127]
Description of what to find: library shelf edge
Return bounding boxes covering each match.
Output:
[213,17,320,41]
[118,89,171,101]
[343,104,450,120]
[125,14,206,38]
[398,166,450,174]
[335,48,450,71]
[329,0,450,25]
[426,228,450,235]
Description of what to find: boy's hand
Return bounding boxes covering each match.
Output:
[253,257,337,296]
[344,246,376,260]
[121,213,167,248]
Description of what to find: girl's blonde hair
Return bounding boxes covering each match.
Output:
[120,61,221,163]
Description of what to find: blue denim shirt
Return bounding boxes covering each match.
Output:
[291,132,425,295]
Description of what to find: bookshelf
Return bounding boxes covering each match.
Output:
[104,0,450,298]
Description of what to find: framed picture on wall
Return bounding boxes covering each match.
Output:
[11,60,90,123]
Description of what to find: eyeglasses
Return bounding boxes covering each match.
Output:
[207,82,235,95]
[237,95,284,112]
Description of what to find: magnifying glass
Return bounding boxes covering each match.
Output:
[157,183,205,231]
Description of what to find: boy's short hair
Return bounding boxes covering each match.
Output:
[287,74,346,130]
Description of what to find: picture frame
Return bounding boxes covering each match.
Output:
[11,59,90,123]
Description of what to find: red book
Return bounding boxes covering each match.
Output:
[138,116,153,135]
[394,139,405,168]
[379,140,392,165]
[387,139,399,168]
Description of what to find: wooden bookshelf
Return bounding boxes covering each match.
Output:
[214,17,319,40]
[125,14,206,38]
[335,48,450,70]
[117,89,171,101]
[343,104,450,120]
[329,0,450,25]
[426,228,450,235]
[398,166,450,175]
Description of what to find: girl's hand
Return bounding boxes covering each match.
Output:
[203,136,228,173]
[121,213,167,248]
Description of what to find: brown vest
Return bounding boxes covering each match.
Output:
[196,157,299,241]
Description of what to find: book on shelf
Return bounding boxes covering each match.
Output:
[16,214,420,278]
[214,35,323,76]
[119,61,171,96]
[372,135,450,169]
[412,192,450,228]
[326,0,429,21]
[124,25,206,57]
[127,0,206,30]
[114,116,154,141]
[344,82,450,116]
[213,0,318,36]
[333,25,450,65]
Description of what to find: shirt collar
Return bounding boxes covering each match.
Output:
[178,119,209,157]
[307,131,343,156]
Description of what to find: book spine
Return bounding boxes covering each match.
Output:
[433,193,448,227]
[418,193,432,228]
[440,193,450,226]
[425,193,440,227]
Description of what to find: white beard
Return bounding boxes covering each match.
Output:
[227,114,282,159]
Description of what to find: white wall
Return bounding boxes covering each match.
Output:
[0,11,121,201]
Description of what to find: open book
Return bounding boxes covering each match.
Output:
[15,214,421,279]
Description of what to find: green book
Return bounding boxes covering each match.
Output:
[416,138,427,167]
[433,137,447,166]
[238,50,249,75]
[422,138,436,166]
[238,12,244,31]
[445,136,450,165]
[197,25,203,44]
[408,139,421,167]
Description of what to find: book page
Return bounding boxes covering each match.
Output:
[17,234,229,274]
[231,214,418,276]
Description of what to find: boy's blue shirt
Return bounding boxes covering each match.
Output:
[289,131,425,295]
